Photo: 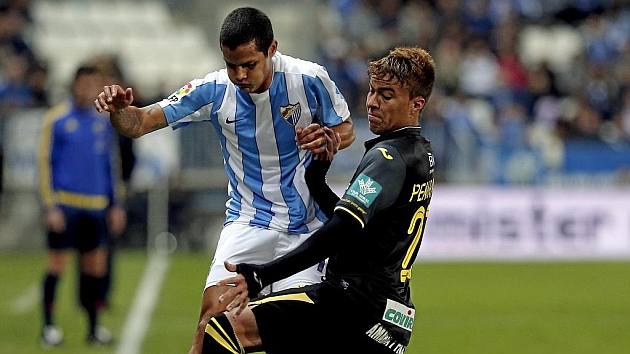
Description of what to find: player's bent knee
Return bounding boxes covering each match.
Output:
[202,314,244,354]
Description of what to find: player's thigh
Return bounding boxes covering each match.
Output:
[79,246,107,276]
[47,207,79,250]
[254,297,397,354]
[46,248,72,274]
[205,223,277,288]
[250,289,327,354]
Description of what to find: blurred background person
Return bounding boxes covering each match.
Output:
[37,64,126,347]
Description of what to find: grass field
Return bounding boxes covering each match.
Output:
[1,250,629,354]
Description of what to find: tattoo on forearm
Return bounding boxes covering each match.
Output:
[147,105,159,116]
[110,108,141,137]
[147,104,167,130]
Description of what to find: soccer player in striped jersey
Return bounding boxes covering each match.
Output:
[201,46,436,354]
[94,7,355,354]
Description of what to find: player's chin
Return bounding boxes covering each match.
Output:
[236,84,254,92]
[368,121,384,134]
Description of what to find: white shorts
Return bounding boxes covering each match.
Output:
[204,222,327,294]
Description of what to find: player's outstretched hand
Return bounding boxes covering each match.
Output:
[296,123,328,154]
[94,84,134,113]
[217,261,264,318]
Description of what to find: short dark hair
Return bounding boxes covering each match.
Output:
[74,65,98,81]
[367,47,436,101]
[219,7,274,54]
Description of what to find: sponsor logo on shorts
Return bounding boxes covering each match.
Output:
[346,173,381,207]
[383,299,415,332]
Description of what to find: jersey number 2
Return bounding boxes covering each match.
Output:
[400,206,427,282]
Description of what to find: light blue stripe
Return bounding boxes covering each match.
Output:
[302,75,344,127]
[163,81,226,127]
[234,90,273,228]
[271,72,311,234]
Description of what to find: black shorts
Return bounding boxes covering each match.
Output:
[47,207,108,252]
[251,282,408,354]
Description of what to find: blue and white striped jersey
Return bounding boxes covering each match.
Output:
[158,52,351,234]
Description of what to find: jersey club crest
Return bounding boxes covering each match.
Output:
[280,103,301,127]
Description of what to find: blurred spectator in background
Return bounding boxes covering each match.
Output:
[27,59,50,108]
[0,0,43,207]
[0,53,41,113]
[37,65,126,347]
[0,0,35,63]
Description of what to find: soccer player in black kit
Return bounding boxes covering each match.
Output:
[198,46,436,354]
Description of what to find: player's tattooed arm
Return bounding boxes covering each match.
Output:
[95,84,167,138]
[110,103,167,138]
[146,104,168,131]
[109,107,142,138]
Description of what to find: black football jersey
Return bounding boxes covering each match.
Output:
[326,126,435,344]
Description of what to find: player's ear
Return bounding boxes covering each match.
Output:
[412,97,425,111]
[268,39,278,57]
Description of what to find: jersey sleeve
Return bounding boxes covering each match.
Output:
[38,111,57,209]
[335,144,405,227]
[312,65,350,127]
[158,73,226,130]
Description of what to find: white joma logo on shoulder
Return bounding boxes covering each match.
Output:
[358,178,377,195]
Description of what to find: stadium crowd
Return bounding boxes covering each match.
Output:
[315,0,630,184]
[2,0,630,187]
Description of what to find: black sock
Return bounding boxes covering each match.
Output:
[79,273,102,335]
[42,274,59,326]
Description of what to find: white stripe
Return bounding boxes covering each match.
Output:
[254,91,284,225]
[115,253,170,354]
[10,282,39,314]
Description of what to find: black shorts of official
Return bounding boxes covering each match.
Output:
[251,282,407,354]
[47,207,109,252]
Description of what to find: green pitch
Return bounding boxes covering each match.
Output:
[1,250,628,354]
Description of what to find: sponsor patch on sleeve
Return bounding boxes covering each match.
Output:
[346,173,382,207]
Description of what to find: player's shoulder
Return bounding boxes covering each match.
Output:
[365,129,431,164]
[363,140,405,171]
[176,69,232,91]
[165,70,232,102]
[274,51,323,77]
[198,69,232,86]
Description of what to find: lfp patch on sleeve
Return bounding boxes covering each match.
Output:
[167,82,196,103]
[346,173,382,207]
